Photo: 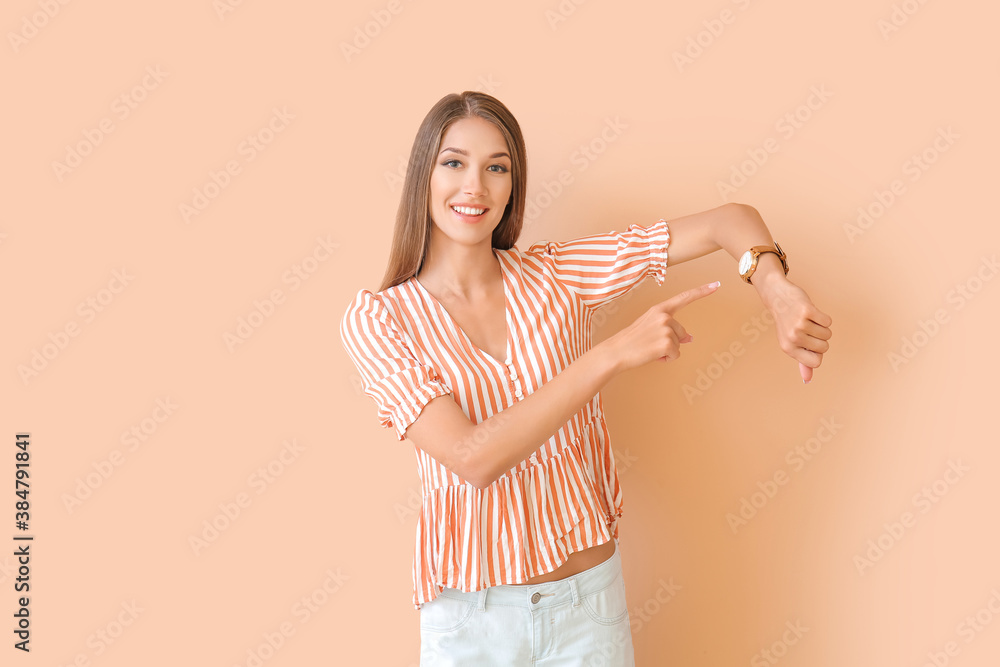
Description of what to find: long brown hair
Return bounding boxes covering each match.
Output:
[377,91,527,292]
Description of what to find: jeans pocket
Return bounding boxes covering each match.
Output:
[581,575,630,626]
[419,592,477,633]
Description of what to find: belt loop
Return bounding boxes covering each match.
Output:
[477,587,488,612]
[568,577,581,607]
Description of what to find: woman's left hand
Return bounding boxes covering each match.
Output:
[756,276,833,383]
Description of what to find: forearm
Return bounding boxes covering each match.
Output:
[468,342,619,488]
[665,203,784,293]
[663,202,792,330]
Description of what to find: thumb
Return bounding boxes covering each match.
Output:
[799,362,813,385]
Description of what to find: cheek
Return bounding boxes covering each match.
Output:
[430,172,457,207]
[500,181,513,206]
[428,173,453,222]
[431,165,461,197]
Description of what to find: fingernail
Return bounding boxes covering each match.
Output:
[710,280,721,288]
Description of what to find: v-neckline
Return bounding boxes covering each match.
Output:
[412,249,512,367]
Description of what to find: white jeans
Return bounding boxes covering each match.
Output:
[419,538,635,666]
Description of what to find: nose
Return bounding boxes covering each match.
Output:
[462,169,486,197]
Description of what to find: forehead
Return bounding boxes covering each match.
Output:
[440,116,509,154]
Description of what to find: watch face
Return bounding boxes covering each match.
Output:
[739,251,753,275]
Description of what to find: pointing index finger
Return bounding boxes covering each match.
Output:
[663,280,721,314]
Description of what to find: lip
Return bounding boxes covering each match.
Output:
[449,203,490,222]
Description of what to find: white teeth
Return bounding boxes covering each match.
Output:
[452,205,485,215]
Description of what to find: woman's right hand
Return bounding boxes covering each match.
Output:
[601,281,721,373]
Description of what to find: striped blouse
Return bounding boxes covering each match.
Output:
[340,219,671,610]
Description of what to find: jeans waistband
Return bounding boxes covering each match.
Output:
[437,538,620,612]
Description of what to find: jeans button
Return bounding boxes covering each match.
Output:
[531,592,541,604]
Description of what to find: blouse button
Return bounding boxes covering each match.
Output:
[509,368,518,380]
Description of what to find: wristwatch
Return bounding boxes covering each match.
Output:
[738,242,788,285]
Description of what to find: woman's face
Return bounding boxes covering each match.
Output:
[427,116,513,251]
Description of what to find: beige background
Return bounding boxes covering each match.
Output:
[3,0,999,664]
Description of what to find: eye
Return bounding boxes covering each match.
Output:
[442,159,462,168]
[488,164,509,174]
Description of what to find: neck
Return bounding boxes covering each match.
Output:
[417,237,499,301]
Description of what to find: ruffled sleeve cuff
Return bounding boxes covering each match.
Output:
[644,218,671,287]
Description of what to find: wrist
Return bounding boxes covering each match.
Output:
[587,339,623,379]
[751,253,788,303]
[752,251,785,284]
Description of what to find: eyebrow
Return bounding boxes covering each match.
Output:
[439,147,511,159]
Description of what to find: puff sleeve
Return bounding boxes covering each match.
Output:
[526,219,671,310]
[340,289,452,441]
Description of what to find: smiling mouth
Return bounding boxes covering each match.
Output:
[451,204,488,219]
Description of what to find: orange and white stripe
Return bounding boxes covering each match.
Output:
[340,219,671,609]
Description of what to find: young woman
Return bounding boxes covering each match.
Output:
[340,91,832,665]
